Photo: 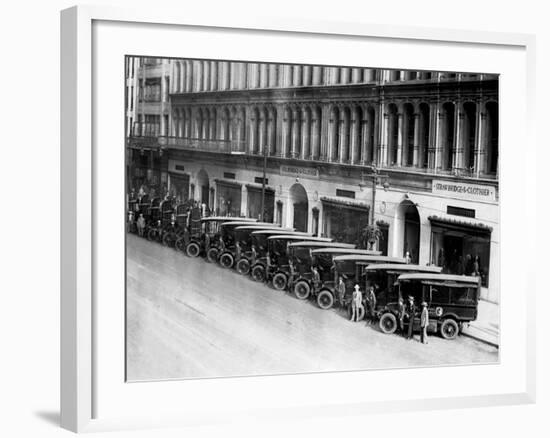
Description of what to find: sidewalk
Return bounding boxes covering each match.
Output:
[461,298,500,348]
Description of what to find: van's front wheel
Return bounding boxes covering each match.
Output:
[440,318,459,340]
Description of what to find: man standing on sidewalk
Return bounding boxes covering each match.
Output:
[406,296,416,340]
[420,301,429,344]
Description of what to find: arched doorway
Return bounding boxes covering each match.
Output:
[196,169,210,208]
[289,183,308,232]
[396,200,420,263]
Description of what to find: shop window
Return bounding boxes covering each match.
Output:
[216,183,241,217]
[431,226,491,287]
[247,187,274,222]
[322,203,368,245]
[447,206,475,218]
[223,172,236,180]
[336,189,355,199]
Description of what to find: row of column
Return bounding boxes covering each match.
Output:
[169,60,383,94]
[170,98,498,175]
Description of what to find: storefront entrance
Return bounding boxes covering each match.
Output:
[430,217,492,287]
[396,200,420,263]
[169,173,190,203]
[197,169,210,208]
[216,181,242,217]
[289,183,308,232]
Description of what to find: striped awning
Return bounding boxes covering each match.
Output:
[428,214,493,233]
[320,196,370,212]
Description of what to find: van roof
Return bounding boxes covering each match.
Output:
[333,255,407,264]
[397,273,480,284]
[251,230,311,236]
[200,216,257,222]
[310,248,382,255]
[287,241,356,249]
[364,264,443,273]
[235,225,295,232]
[220,221,274,228]
[267,235,333,242]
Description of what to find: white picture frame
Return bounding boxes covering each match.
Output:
[60,5,536,433]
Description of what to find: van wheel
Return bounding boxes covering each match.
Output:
[219,253,234,269]
[379,313,398,334]
[293,280,311,300]
[175,238,186,252]
[251,265,265,282]
[206,248,218,263]
[440,318,459,340]
[272,273,288,291]
[186,242,200,258]
[347,305,365,321]
[147,229,156,241]
[317,290,334,310]
[236,259,250,275]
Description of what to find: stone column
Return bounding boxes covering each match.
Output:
[203,61,210,91]
[351,68,362,83]
[320,105,332,161]
[301,107,310,159]
[281,107,291,157]
[258,109,267,155]
[269,64,278,87]
[360,107,370,164]
[396,111,404,166]
[452,106,464,171]
[433,104,444,171]
[291,107,300,158]
[275,105,284,156]
[474,105,488,176]
[210,61,217,91]
[341,68,351,84]
[310,108,320,159]
[312,66,322,85]
[412,112,421,167]
[266,107,275,156]
[350,109,359,163]
[293,66,302,86]
[338,109,347,163]
[302,66,311,86]
[379,103,389,166]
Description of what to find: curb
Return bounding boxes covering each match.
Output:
[461,331,499,349]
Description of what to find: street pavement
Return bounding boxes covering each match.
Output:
[126,234,499,382]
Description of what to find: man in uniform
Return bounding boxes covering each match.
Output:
[250,244,257,265]
[397,297,405,333]
[136,213,145,237]
[365,286,377,324]
[406,296,416,340]
[337,276,346,308]
[311,266,321,294]
[420,301,429,344]
[351,284,364,322]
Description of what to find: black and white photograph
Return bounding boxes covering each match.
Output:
[125,56,500,382]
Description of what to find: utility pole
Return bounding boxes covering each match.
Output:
[260,144,268,221]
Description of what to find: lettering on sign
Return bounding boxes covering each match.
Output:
[432,179,497,202]
[280,165,319,178]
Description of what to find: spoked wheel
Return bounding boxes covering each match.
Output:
[175,238,186,252]
[186,242,200,258]
[147,229,157,241]
[379,313,398,334]
[317,290,334,310]
[440,318,459,340]
[251,265,266,282]
[206,248,219,263]
[219,253,234,269]
[236,259,250,275]
[347,305,365,321]
[162,232,176,247]
[293,280,311,300]
[272,273,288,291]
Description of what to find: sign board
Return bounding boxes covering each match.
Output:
[280,164,319,179]
[432,179,497,202]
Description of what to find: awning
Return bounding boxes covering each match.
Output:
[245,183,275,193]
[214,178,242,188]
[320,196,370,213]
[428,214,493,233]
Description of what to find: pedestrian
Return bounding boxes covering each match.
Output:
[397,297,405,333]
[136,213,146,237]
[366,286,377,324]
[420,301,429,344]
[405,251,412,264]
[127,210,135,233]
[250,244,257,265]
[218,235,225,252]
[235,241,242,261]
[473,255,480,277]
[350,284,364,322]
[311,266,321,293]
[406,296,416,340]
[337,276,346,308]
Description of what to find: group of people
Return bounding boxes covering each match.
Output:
[397,295,430,344]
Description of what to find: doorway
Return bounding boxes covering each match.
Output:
[289,183,309,232]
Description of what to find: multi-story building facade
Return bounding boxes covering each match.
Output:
[126,58,499,302]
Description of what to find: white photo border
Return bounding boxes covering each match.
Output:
[60,5,536,433]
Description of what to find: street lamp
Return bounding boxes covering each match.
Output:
[260,144,268,222]
[362,164,389,225]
